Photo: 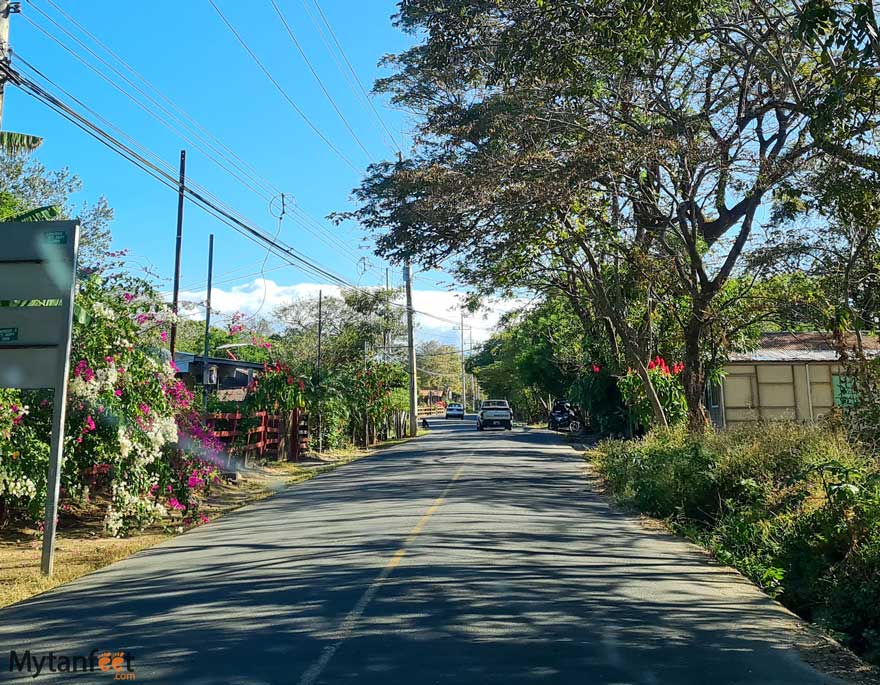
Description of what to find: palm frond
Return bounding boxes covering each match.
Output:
[3,205,61,222]
[0,131,44,154]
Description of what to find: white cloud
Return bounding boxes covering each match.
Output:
[176,278,524,343]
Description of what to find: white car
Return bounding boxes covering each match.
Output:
[445,403,465,419]
[477,399,512,430]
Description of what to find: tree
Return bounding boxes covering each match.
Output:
[0,138,113,267]
[343,0,856,430]
[415,340,459,397]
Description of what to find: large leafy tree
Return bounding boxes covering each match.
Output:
[343,0,870,430]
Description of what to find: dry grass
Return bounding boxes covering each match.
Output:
[0,432,418,609]
[0,534,168,608]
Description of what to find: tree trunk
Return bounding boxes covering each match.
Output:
[682,318,708,432]
[629,351,668,429]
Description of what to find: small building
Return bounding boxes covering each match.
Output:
[173,352,264,396]
[710,332,880,427]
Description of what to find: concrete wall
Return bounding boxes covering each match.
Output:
[720,362,840,425]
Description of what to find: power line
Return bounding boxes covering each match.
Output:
[24,3,278,201]
[5,58,491,332]
[268,0,373,161]
[305,0,402,154]
[30,0,383,275]
[34,0,282,199]
[6,62,350,287]
[26,0,391,282]
[207,0,360,172]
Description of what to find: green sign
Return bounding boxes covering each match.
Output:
[43,231,68,245]
[0,327,19,343]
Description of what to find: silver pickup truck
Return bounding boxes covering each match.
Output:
[477,399,512,431]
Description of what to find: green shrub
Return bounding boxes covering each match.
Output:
[590,422,880,663]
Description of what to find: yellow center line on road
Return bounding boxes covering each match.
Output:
[298,463,466,685]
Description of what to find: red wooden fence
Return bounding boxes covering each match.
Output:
[204,409,309,466]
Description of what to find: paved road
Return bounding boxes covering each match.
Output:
[0,421,847,684]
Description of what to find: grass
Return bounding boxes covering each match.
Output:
[0,431,420,609]
[0,534,168,607]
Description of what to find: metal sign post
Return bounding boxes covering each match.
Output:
[0,220,79,576]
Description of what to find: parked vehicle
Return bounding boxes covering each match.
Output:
[477,399,512,431]
[445,402,465,420]
[548,400,583,433]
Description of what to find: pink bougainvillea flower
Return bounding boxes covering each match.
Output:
[114,388,123,397]
[123,292,135,302]
[160,331,168,342]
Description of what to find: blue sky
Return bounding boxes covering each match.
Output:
[7,0,510,344]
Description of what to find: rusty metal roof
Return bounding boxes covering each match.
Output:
[729,332,880,363]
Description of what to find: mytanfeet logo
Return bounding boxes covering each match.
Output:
[9,649,136,679]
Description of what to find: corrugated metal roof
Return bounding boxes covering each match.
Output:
[729,332,880,363]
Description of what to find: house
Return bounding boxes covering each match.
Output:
[709,332,880,427]
[173,352,264,396]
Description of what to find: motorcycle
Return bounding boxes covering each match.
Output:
[547,400,583,433]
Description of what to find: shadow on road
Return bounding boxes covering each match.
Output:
[0,428,844,684]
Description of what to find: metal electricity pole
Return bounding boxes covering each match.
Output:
[202,234,214,413]
[169,149,186,358]
[404,261,418,437]
[0,1,19,128]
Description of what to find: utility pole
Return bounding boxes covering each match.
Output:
[0,1,20,129]
[363,339,369,446]
[383,269,389,363]
[460,310,467,412]
[316,289,323,452]
[202,234,214,413]
[169,149,186,358]
[404,261,418,437]
[469,327,476,407]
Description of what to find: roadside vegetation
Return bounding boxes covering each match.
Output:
[0,134,425,587]
[591,424,880,664]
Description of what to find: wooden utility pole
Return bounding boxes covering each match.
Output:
[460,310,467,412]
[404,261,418,437]
[169,149,186,358]
[0,1,20,128]
[202,234,214,413]
[316,289,323,452]
[384,267,390,362]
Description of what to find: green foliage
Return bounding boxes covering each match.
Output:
[617,358,688,429]
[569,369,628,435]
[245,363,307,412]
[0,276,221,535]
[592,423,880,662]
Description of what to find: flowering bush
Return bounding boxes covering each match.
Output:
[0,275,223,535]
[247,362,307,411]
[618,356,688,429]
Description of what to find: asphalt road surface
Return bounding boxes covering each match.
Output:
[0,419,849,684]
